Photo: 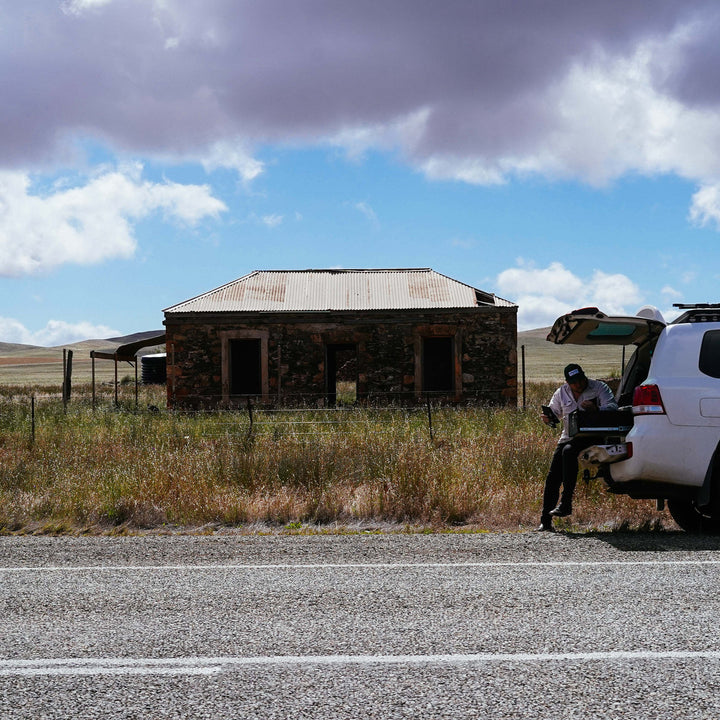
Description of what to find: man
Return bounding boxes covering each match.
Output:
[538,363,618,531]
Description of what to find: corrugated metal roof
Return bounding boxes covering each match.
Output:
[164,269,516,314]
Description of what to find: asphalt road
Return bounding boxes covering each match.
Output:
[2,531,720,719]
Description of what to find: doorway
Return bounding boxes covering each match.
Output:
[230,338,262,395]
[422,337,454,394]
[326,343,358,406]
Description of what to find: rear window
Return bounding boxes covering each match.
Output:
[588,324,638,339]
[699,330,720,378]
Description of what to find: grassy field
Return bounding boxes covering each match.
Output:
[0,382,670,535]
[517,327,626,383]
[0,336,165,386]
[0,329,664,535]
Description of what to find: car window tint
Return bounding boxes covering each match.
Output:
[588,324,637,338]
[699,330,720,379]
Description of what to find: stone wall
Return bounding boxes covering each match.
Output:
[164,308,517,408]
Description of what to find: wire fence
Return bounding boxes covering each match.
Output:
[0,383,543,447]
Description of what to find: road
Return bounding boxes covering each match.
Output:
[2,531,720,719]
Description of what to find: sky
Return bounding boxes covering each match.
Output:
[3,0,720,345]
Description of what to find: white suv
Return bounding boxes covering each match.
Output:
[547,304,720,533]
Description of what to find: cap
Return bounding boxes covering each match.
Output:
[564,363,586,383]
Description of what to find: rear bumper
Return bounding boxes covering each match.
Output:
[608,417,715,488]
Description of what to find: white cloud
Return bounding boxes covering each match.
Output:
[689,183,720,228]
[353,202,378,226]
[0,317,120,346]
[6,1,720,196]
[587,270,643,315]
[661,285,683,299]
[496,261,643,329]
[0,168,226,276]
[261,214,283,227]
[198,140,265,183]
[496,261,585,303]
[6,1,720,235]
[61,0,116,15]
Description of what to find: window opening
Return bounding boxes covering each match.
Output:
[230,338,262,395]
[422,337,454,393]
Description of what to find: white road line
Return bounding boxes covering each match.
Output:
[3,651,720,676]
[2,560,720,572]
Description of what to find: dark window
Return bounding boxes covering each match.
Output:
[699,330,720,379]
[423,337,454,393]
[230,338,262,394]
[588,324,638,339]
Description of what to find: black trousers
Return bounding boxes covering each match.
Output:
[541,438,594,522]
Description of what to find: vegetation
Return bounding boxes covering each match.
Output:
[0,383,669,534]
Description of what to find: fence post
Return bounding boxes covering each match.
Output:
[246,396,254,439]
[426,394,434,442]
[31,395,35,445]
[62,349,73,412]
[521,344,526,410]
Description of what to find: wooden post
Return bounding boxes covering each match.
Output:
[62,349,67,409]
[246,396,254,439]
[66,349,73,401]
[426,394,434,442]
[521,344,526,410]
[91,352,96,410]
[62,349,73,409]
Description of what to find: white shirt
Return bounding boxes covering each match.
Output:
[547,378,618,443]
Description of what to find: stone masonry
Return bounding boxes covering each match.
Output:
[164,307,517,409]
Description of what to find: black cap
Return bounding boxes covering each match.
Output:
[564,363,586,383]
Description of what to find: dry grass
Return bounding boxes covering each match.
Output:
[0,383,673,534]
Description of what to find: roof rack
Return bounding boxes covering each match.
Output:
[672,303,720,324]
[673,303,720,309]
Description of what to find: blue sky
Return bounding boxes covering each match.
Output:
[2,0,720,345]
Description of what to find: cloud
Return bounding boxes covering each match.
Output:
[261,214,283,227]
[0,317,120,346]
[0,167,226,276]
[61,0,116,15]
[689,183,720,228]
[197,140,265,182]
[661,285,683,299]
[496,261,643,329]
[353,202,378,226]
[4,0,720,194]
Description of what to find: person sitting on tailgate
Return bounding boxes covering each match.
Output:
[537,363,618,531]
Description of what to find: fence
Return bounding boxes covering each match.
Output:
[0,382,549,449]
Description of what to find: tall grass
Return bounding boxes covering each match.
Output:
[0,383,668,533]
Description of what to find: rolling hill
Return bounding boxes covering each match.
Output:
[0,330,165,386]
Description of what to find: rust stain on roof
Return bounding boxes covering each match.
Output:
[165,269,515,314]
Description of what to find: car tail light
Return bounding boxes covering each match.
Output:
[625,442,633,459]
[632,384,666,415]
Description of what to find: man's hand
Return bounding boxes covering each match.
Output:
[581,398,598,411]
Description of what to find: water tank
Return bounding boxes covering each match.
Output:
[141,353,167,385]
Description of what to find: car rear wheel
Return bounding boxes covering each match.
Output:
[667,499,720,534]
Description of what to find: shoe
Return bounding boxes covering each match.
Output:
[549,505,571,517]
[536,521,554,532]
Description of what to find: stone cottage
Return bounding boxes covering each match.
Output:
[162,268,517,408]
